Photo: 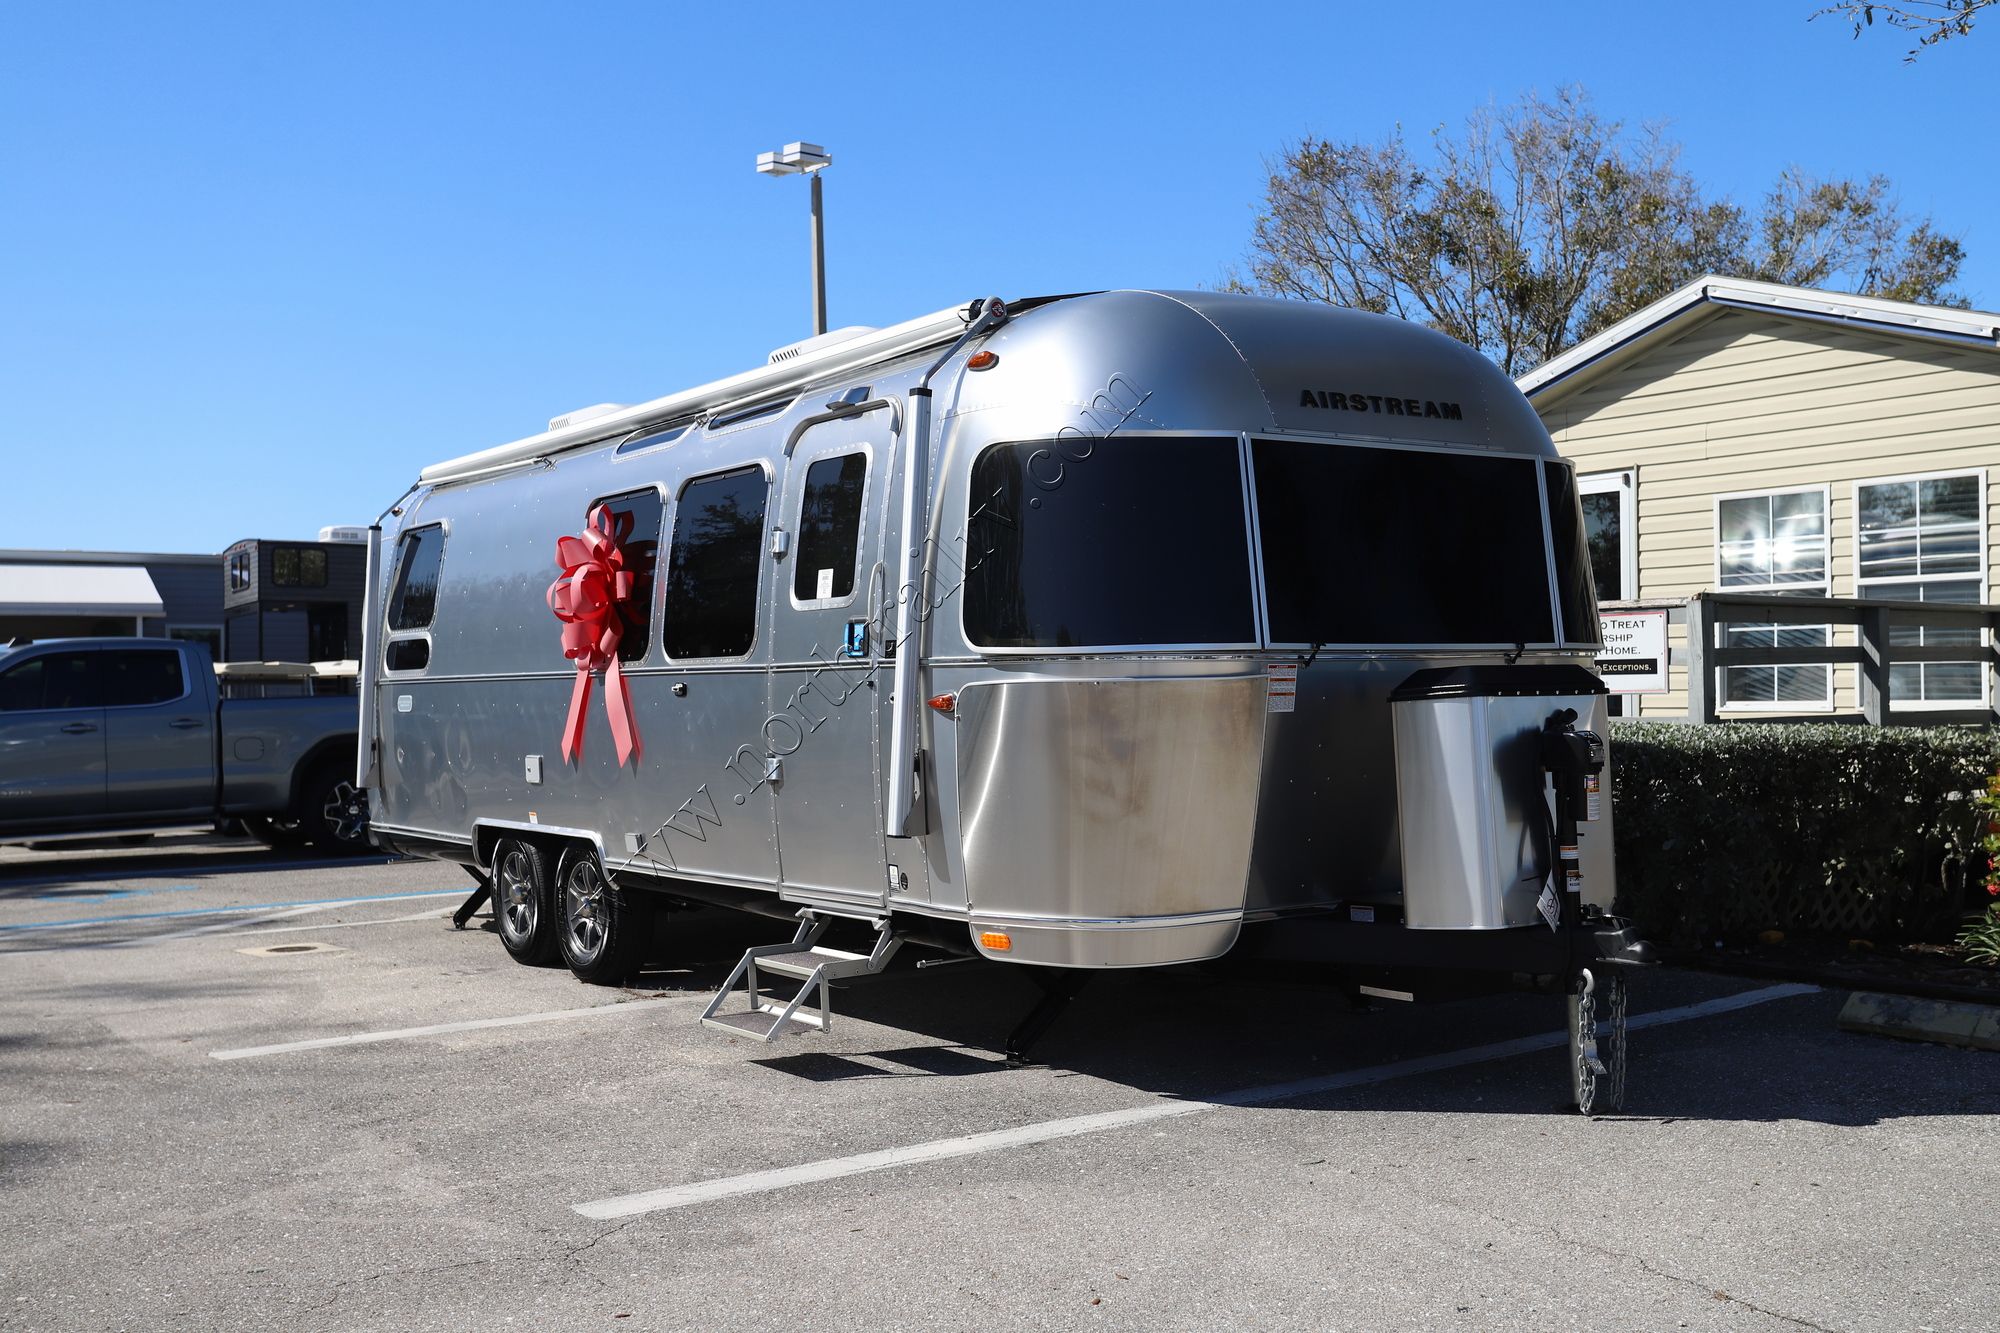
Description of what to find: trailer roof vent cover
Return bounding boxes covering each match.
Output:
[768,325,876,365]
[547,402,630,432]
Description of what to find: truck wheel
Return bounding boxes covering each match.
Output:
[557,847,647,985]
[492,837,559,965]
[243,816,311,850]
[300,761,369,853]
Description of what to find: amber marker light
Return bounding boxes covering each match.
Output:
[926,692,957,718]
[966,350,998,370]
[979,930,1013,952]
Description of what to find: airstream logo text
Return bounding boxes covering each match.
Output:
[1299,389,1462,420]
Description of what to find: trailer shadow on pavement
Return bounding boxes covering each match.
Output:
[734,956,2000,1130]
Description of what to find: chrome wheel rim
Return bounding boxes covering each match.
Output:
[497,849,536,943]
[565,861,606,962]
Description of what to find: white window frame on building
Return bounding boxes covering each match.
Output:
[1578,469,1637,603]
[1851,467,1987,711]
[1713,482,1834,711]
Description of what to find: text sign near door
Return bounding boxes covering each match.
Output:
[1596,610,1668,693]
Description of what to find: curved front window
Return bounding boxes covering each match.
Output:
[1251,438,1571,648]
[964,436,1256,649]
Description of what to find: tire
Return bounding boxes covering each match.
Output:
[298,760,370,854]
[557,847,648,985]
[242,815,311,850]
[492,837,560,966]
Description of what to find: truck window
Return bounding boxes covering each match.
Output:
[590,489,664,661]
[97,649,187,707]
[964,436,1256,649]
[664,467,768,659]
[1251,438,1556,646]
[793,452,866,604]
[387,525,445,631]
[0,652,98,711]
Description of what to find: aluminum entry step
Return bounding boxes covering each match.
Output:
[756,946,871,980]
[700,911,901,1044]
[701,1009,823,1041]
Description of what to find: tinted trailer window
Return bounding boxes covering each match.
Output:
[1252,439,1557,646]
[664,467,768,660]
[965,436,1256,649]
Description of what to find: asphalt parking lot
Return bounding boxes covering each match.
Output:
[1,837,1996,1332]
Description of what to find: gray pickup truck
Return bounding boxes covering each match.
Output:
[0,638,363,851]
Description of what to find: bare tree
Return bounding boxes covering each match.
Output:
[1815,1,1994,59]
[1235,89,1968,377]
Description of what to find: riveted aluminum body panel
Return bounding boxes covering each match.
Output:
[951,672,1266,962]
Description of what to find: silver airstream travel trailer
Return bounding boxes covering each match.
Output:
[359,290,1652,1112]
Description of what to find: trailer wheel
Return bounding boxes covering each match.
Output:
[299,761,370,853]
[492,837,559,966]
[1568,968,1628,1116]
[557,847,647,985]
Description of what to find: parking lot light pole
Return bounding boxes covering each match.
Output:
[754,141,832,336]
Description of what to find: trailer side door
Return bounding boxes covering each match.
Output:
[764,424,886,909]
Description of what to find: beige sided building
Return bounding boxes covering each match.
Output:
[1520,277,2000,719]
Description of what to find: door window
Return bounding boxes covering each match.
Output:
[384,524,445,674]
[97,650,187,707]
[664,467,769,659]
[0,652,99,711]
[1578,471,1634,603]
[793,452,868,605]
[387,526,445,631]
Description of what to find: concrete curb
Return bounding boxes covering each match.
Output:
[1838,991,2000,1052]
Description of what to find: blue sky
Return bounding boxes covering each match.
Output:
[1,1,1993,553]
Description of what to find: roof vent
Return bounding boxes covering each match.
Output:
[547,402,629,432]
[768,325,877,365]
[316,526,369,544]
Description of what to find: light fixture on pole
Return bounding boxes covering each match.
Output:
[755,141,833,336]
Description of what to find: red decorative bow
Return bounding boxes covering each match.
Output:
[547,504,643,767]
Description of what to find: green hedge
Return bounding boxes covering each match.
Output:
[1610,722,1999,947]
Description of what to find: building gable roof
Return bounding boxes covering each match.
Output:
[1517,276,2000,406]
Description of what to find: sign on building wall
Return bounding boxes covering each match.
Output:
[1596,609,1668,693]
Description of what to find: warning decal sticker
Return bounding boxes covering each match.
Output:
[1266,662,1298,713]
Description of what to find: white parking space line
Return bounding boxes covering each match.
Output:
[209,995,692,1062]
[573,982,1819,1221]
